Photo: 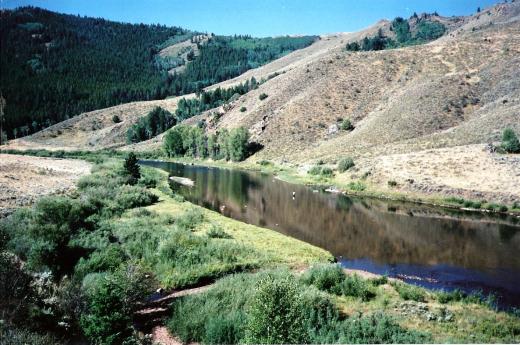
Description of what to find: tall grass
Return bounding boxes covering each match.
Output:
[168,270,431,344]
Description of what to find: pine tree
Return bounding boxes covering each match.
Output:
[124,152,141,185]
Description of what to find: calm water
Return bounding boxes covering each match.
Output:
[142,160,520,307]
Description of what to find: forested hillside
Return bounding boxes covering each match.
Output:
[0,7,317,139]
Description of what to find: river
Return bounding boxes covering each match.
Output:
[141,160,520,307]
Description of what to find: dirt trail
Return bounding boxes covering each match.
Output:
[135,284,212,345]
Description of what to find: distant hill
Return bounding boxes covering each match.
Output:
[0,6,316,139]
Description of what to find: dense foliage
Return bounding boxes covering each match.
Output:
[501,128,520,153]
[346,15,446,52]
[164,125,251,161]
[175,77,258,121]
[169,268,431,344]
[166,35,316,95]
[1,7,186,139]
[1,7,316,139]
[126,106,176,143]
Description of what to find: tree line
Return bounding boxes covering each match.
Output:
[126,106,176,144]
[164,125,251,162]
[346,15,446,52]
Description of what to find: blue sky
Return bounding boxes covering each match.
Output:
[3,0,501,36]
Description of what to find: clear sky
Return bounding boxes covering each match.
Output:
[2,0,501,37]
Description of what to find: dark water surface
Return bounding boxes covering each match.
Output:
[142,160,520,307]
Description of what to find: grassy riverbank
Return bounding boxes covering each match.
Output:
[1,152,519,344]
[3,148,519,216]
[141,154,520,217]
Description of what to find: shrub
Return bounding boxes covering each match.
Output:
[340,119,354,131]
[240,106,247,112]
[392,282,426,302]
[175,208,204,231]
[445,196,465,205]
[308,165,322,175]
[436,289,465,304]
[321,167,333,177]
[245,274,308,344]
[112,115,121,123]
[347,181,366,191]
[300,264,345,295]
[80,264,154,345]
[74,245,127,279]
[501,128,520,153]
[258,93,268,101]
[388,180,398,187]
[336,313,431,343]
[257,160,272,166]
[463,200,481,209]
[207,225,233,239]
[341,274,376,301]
[370,275,389,286]
[338,157,355,172]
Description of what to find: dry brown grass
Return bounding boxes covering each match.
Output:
[0,154,92,216]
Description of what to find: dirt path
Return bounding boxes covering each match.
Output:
[0,154,91,216]
[135,285,212,345]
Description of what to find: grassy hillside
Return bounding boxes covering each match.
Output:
[0,7,316,139]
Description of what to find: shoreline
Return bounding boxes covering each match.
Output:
[142,156,520,219]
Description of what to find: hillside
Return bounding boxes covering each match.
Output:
[4,2,520,204]
[0,6,316,139]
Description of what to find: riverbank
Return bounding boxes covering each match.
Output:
[142,155,520,218]
[3,148,519,216]
[1,154,519,343]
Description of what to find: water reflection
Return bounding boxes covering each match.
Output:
[142,160,520,307]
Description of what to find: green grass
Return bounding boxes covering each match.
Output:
[391,281,427,302]
[168,269,431,344]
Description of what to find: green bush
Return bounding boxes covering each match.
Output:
[501,128,520,153]
[341,274,376,301]
[471,201,482,209]
[175,208,204,231]
[347,181,366,191]
[168,270,429,344]
[157,226,258,288]
[445,196,465,204]
[207,225,233,239]
[436,289,465,304]
[321,167,334,177]
[370,275,389,286]
[392,282,426,302]
[308,165,323,175]
[112,115,121,123]
[335,313,431,343]
[246,273,308,344]
[340,119,354,131]
[300,264,345,295]
[258,93,268,100]
[338,157,355,172]
[74,245,127,279]
[240,106,247,112]
[80,264,154,345]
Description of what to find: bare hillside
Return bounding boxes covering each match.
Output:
[4,96,192,151]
